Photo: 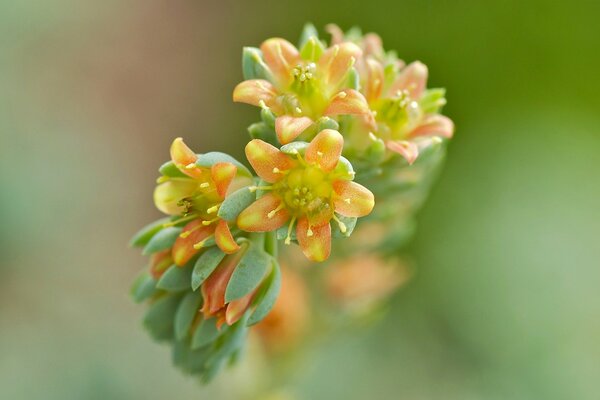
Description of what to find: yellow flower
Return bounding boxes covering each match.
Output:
[154,138,247,265]
[237,129,374,262]
[233,37,374,144]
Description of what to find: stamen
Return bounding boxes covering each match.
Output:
[206,204,220,214]
[368,132,378,141]
[344,198,351,204]
[307,227,314,237]
[285,216,297,245]
[249,185,273,193]
[316,151,324,157]
[185,163,197,170]
[334,91,347,99]
[199,182,210,188]
[267,203,285,219]
[193,235,213,250]
[163,213,199,228]
[202,217,219,226]
[332,214,347,233]
[295,107,302,115]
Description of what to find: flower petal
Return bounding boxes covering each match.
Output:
[275,115,313,144]
[153,179,199,215]
[170,137,206,179]
[332,180,375,217]
[260,38,300,86]
[150,250,173,279]
[318,42,362,88]
[225,290,257,326]
[305,129,343,172]
[215,219,240,254]
[296,216,331,262]
[201,251,243,317]
[324,89,372,117]
[172,220,213,266]
[233,79,278,107]
[325,24,344,45]
[363,33,384,58]
[237,193,290,232]
[365,57,384,102]
[390,61,428,99]
[386,140,419,165]
[245,139,295,183]
[211,162,237,199]
[409,115,454,139]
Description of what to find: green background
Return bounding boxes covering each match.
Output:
[2,0,599,399]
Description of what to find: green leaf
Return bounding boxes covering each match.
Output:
[247,260,281,326]
[204,315,248,378]
[174,290,203,340]
[298,22,319,48]
[196,152,252,177]
[191,247,226,291]
[248,121,277,144]
[332,214,358,238]
[300,36,324,62]
[131,272,158,303]
[225,243,271,302]
[419,88,447,114]
[334,155,355,179]
[280,141,308,155]
[276,225,297,241]
[242,47,271,81]
[158,161,187,178]
[218,187,256,222]
[315,116,339,131]
[346,67,360,90]
[156,264,193,291]
[130,217,170,247]
[260,107,276,128]
[191,317,226,350]
[142,227,181,255]
[143,293,183,342]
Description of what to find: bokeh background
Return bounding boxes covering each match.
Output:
[2,1,599,399]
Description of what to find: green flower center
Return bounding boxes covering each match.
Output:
[275,166,333,217]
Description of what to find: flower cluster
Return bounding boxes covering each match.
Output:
[130,23,454,383]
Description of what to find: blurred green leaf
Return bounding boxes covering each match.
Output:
[225,243,270,302]
[247,260,281,326]
[191,247,226,291]
[174,290,203,340]
[129,217,170,248]
[156,264,193,291]
[142,227,181,255]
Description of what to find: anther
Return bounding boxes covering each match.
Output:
[307,227,314,237]
[199,182,210,188]
[267,203,285,219]
[285,216,297,245]
[206,205,220,214]
[333,215,347,233]
[185,163,197,170]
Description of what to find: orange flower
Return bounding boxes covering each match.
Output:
[237,129,374,262]
[233,37,373,145]
[154,138,247,265]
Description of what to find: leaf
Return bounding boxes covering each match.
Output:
[156,264,193,291]
[260,107,276,128]
[224,243,271,302]
[196,152,252,177]
[191,247,226,291]
[174,290,203,340]
[280,141,308,155]
[247,260,281,326]
[300,35,324,62]
[333,155,355,179]
[142,227,182,255]
[158,161,187,178]
[217,187,256,222]
[419,88,446,114]
[332,214,358,238]
[204,315,248,379]
[346,67,360,90]
[143,293,183,342]
[242,47,271,81]
[129,217,170,247]
[191,317,226,350]
[130,272,157,303]
[298,22,319,48]
[248,121,277,144]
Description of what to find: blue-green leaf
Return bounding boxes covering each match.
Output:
[218,187,256,222]
[242,47,271,81]
[332,214,358,238]
[298,22,319,48]
[191,317,226,350]
[156,264,193,291]
[142,227,181,255]
[225,243,271,302]
[419,88,447,114]
[248,260,281,326]
[300,36,324,62]
[158,161,186,178]
[280,141,308,155]
[131,272,157,303]
[196,152,252,177]
[174,290,203,340]
[130,217,170,247]
[143,294,182,341]
[191,247,226,290]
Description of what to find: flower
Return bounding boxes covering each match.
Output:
[328,27,454,164]
[325,253,409,310]
[200,244,261,328]
[237,129,374,262]
[233,37,374,145]
[154,138,246,266]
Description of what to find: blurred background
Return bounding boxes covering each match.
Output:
[2,0,599,399]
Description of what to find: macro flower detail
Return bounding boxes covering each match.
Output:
[237,129,374,261]
[153,138,249,265]
[233,37,373,145]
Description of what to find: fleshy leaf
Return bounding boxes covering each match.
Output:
[130,217,170,247]
[224,242,271,302]
[247,260,281,326]
[143,293,183,342]
[158,161,187,178]
[156,263,194,291]
[196,152,251,177]
[218,186,257,222]
[242,47,272,80]
[174,290,203,340]
[192,247,226,291]
[331,214,357,238]
[131,272,158,303]
[191,317,226,350]
[142,227,182,255]
[419,88,447,114]
[298,22,319,49]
